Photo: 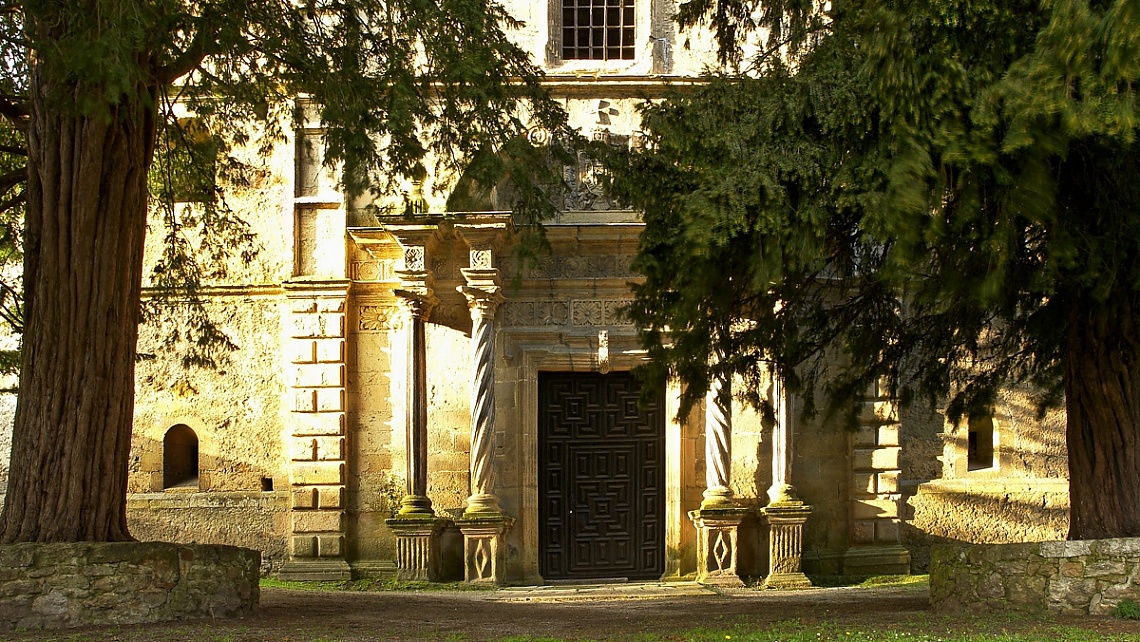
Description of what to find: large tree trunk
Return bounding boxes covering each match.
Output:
[0,57,158,542]
[1065,294,1140,540]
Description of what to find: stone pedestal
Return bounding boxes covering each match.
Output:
[689,508,749,586]
[386,516,449,581]
[761,502,813,589]
[455,515,514,584]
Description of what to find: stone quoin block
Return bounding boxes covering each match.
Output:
[853,472,876,495]
[316,535,344,557]
[316,298,346,313]
[290,461,344,486]
[314,338,345,363]
[291,510,343,534]
[853,498,900,521]
[289,436,344,462]
[316,388,345,412]
[295,363,345,388]
[877,471,900,493]
[289,340,318,364]
[292,412,345,437]
[293,389,318,413]
[291,535,318,558]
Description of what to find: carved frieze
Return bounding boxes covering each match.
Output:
[502,301,570,327]
[350,259,396,282]
[500,300,631,327]
[499,255,635,280]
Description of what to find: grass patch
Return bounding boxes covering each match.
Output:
[494,624,1139,642]
[260,577,498,592]
[804,574,930,588]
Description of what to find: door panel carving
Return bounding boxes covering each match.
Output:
[538,372,665,580]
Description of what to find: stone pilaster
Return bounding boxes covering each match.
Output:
[845,377,911,576]
[282,280,352,581]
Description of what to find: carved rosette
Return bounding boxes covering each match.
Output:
[460,284,505,515]
[702,374,735,508]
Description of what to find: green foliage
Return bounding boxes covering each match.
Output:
[607,0,1140,425]
[1,0,574,370]
[1115,599,1140,620]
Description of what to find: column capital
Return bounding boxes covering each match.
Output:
[459,284,505,321]
[394,288,438,320]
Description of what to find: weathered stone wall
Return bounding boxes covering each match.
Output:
[127,492,290,575]
[132,295,288,494]
[0,542,259,631]
[930,539,1140,615]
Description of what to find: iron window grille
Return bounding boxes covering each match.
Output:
[561,0,636,61]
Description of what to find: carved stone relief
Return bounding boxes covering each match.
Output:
[501,300,631,327]
[499,255,635,280]
[358,306,402,332]
[350,259,396,282]
[430,257,463,281]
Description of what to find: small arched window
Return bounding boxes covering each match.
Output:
[163,424,199,489]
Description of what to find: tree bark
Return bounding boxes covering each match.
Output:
[1065,294,1140,540]
[0,57,158,542]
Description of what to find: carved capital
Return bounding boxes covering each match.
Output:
[459,285,505,321]
[394,288,438,320]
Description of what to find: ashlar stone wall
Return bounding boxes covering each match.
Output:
[931,538,1140,615]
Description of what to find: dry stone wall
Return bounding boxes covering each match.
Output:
[930,539,1140,614]
[0,542,259,631]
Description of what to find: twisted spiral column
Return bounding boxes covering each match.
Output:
[702,373,735,508]
[460,285,505,516]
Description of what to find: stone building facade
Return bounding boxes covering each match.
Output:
[0,0,1070,584]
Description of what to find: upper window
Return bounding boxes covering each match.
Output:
[562,0,635,61]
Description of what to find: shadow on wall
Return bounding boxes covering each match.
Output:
[905,489,1069,572]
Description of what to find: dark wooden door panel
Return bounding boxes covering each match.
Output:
[539,372,665,580]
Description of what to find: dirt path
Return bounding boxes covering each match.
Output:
[8,583,1140,641]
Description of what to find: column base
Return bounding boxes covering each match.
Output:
[762,571,814,590]
[397,494,435,516]
[762,501,814,590]
[279,558,352,581]
[689,507,749,587]
[455,514,514,584]
[386,516,450,581]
